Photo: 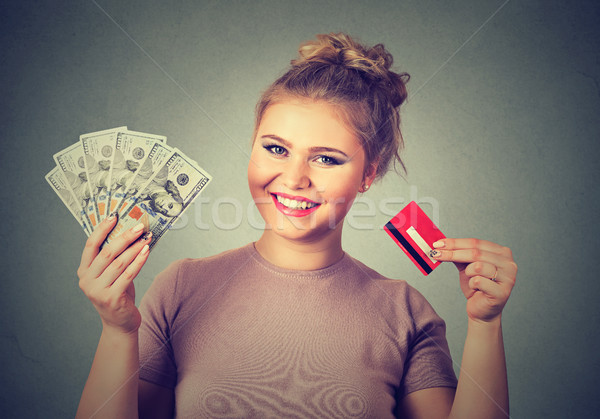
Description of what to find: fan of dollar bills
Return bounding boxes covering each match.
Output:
[45,126,212,250]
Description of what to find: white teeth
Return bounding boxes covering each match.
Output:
[275,195,317,210]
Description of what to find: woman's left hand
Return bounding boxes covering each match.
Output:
[430,238,517,323]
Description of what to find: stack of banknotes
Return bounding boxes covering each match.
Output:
[45,126,212,250]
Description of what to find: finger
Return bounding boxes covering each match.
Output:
[468,275,502,296]
[78,212,119,274]
[433,238,508,256]
[111,243,151,296]
[99,232,152,287]
[431,247,505,266]
[87,221,147,279]
[464,261,498,280]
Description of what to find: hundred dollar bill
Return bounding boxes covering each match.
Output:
[45,166,91,236]
[81,126,127,223]
[110,131,168,217]
[106,148,211,250]
[53,141,97,231]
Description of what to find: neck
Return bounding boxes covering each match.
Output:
[254,227,345,271]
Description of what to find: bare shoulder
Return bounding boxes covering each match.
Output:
[396,386,455,419]
[139,379,174,419]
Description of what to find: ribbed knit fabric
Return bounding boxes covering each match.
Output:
[139,243,457,418]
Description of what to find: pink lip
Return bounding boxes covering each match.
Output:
[271,193,321,217]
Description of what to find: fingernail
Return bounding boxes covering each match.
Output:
[140,244,149,255]
[433,240,445,248]
[107,211,118,221]
[429,249,442,258]
[141,232,152,241]
[132,223,144,233]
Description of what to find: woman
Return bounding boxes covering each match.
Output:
[76,33,517,418]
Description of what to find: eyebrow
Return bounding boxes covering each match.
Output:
[260,134,349,158]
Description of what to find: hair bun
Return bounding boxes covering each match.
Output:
[293,33,409,107]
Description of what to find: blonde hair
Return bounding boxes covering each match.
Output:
[254,33,410,180]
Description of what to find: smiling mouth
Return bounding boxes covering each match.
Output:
[273,193,319,210]
[270,193,321,216]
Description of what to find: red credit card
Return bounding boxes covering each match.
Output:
[384,201,446,275]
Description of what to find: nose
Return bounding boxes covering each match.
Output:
[281,158,311,190]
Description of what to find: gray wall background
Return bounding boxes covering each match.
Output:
[1,0,599,417]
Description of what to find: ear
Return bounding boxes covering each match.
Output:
[360,161,378,193]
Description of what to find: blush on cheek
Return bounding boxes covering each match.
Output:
[247,157,266,196]
[248,173,276,200]
[325,189,357,219]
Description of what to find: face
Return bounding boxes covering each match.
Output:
[152,191,183,217]
[248,99,374,243]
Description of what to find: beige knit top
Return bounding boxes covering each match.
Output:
[139,243,457,418]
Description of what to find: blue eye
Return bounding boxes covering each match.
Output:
[264,144,287,156]
[316,155,341,166]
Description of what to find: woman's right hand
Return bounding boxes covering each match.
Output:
[77,213,152,335]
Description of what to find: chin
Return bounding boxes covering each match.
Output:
[261,208,344,243]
